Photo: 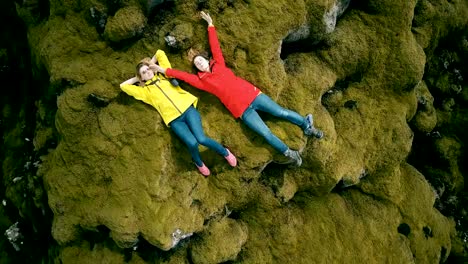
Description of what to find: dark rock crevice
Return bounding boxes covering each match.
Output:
[259,162,287,196]
[1,0,56,263]
[321,69,366,115]
[75,226,190,263]
[408,28,468,258]
[14,0,50,23]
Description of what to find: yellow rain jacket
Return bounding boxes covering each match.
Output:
[120,50,198,126]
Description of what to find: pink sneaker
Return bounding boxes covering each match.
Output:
[224,148,237,167]
[196,163,210,176]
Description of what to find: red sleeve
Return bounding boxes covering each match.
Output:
[166,68,208,92]
[208,26,225,66]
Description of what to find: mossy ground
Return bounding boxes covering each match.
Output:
[3,0,468,262]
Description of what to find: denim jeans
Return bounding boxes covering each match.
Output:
[170,106,228,166]
[241,93,306,153]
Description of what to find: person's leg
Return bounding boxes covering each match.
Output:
[241,107,289,153]
[303,113,324,138]
[184,107,229,157]
[185,106,237,167]
[251,94,324,138]
[242,105,302,166]
[170,117,204,167]
[250,94,307,128]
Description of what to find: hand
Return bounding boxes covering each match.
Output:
[148,63,158,71]
[201,11,213,26]
[150,64,166,74]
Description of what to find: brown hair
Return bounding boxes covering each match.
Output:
[191,51,210,64]
[135,58,152,79]
[191,51,210,72]
[135,57,153,86]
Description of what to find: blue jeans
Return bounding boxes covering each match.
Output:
[170,106,228,166]
[241,94,306,153]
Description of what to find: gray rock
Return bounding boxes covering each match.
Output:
[324,0,351,33]
[5,222,23,251]
[283,24,311,43]
[89,7,107,34]
[165,23,194,49]
[283,0,351,43]
[165,35,177,48]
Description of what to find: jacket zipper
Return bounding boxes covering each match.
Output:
[151,78,182,114]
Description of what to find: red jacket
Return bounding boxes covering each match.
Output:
[166,26,261,118]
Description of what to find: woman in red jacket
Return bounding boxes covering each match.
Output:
[155,12,323,166]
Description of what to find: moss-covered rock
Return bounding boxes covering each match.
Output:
[165,22,194,49]
[190,218,248,264]
[8,0,468,262]
[104,6,147,42]
[411,81,437,133]
[239,163,454,263]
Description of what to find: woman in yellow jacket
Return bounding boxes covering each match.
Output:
[120,50,237,176]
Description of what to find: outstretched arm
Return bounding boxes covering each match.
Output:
[166,68,207,91]
[153,65,207,92]
[201,11,225,66]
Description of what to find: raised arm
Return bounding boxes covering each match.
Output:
[120,76,139,86]
[150,53,157,64]
[120,76,148,101]
[201,11,225,66]
[154,49,172,69]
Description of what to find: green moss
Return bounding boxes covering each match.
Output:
[104,6,147,42]
[410,81,437,133]
[15,0,468,261]
[238,163,454,263]
[412,0,468,54]
[190,218,247,264]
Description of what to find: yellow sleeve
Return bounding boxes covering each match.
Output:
[155,49,172,69]
[120,84,148,102]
